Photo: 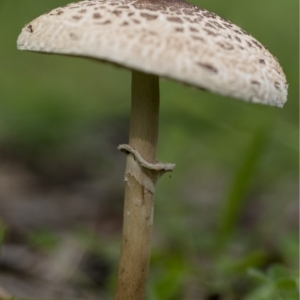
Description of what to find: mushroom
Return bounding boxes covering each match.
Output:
[17,0,288,299]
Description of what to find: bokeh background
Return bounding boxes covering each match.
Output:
[0,0,298,299]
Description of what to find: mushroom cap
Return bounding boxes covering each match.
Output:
[17,0,288,107]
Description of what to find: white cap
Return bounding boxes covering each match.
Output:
[17,0,288,107]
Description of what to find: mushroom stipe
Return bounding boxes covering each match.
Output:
[17,0,288,299]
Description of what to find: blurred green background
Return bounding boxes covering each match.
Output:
[0,0,298,299]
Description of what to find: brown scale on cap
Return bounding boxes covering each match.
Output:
[17,0,288,106]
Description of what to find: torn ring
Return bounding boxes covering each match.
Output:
[118,144,176,193]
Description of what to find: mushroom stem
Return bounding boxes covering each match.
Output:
[114,70,160,300]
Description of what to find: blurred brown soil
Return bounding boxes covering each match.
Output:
[0,121,128,299]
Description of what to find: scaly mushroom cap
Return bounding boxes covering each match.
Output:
[17,0,288,107]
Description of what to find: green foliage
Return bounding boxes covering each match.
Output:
[26,230,60,251]
[0,220,6,246]
[216,127,270,247]
[148,249,189,300]
[246,265,299,300]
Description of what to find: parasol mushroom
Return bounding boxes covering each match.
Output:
[17,0,288,299]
